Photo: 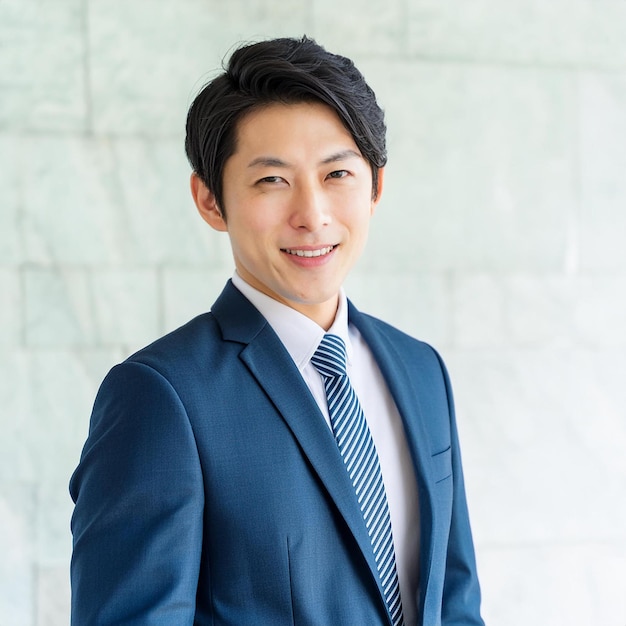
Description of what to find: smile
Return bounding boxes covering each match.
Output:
[283,246,335,258]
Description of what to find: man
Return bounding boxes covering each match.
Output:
[70,36,484,625]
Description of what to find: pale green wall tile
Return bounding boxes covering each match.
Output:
[37,479,73,564]
[210,0,311,39]
[0,0,85,131]
[408,0,626,68]
[24,269,93,346]
[479,544,626,625]
[450,349,556,546]
[451,274,506,348]
[89,0,226,135]
[22,349,120,488]
[506,274,577,348]
[0,351,33,483]
[112,139,217,265]
[575,275,626,346]
[448,348,626,545]
[0,483,35,626]
[0,134,21,264]
[578,3,626,68]
[344,271,450,346]
[311,0,405,58]
[90,269,159,349]
[580,72,626,270]
[25,269,161,352]
[0,269,20,345]
[89,0,309,134]
[22,137,126,265]
[36,565,70,626]
[22,136,214,265]
[361,61,578,272]
[162,269,232,333]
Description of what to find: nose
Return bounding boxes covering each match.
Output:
[289,182,331,231]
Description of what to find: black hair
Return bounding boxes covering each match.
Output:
[185,36,387,214]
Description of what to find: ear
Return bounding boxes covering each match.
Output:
[190,173,227,232]
[370,167,385,215]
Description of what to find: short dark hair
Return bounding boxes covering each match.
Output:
[185,36,387,214]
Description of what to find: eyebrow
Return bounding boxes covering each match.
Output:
[247,156,288,168]
[320,149,362,165]
[247,149,362,169]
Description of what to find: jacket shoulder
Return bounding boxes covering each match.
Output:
[125,312,221,371]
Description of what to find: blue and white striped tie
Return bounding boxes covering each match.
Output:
[311,334,404,626]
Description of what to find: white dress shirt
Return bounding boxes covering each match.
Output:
[231,273,420,625]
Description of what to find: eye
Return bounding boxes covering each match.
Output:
[326,170,349,179]
[256,176,285,185]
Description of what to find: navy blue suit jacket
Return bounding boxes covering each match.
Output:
[70,281,483,625]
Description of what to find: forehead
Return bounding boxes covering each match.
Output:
[232,101,359,157]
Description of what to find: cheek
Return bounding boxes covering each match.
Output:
[227,220,275,264]
[344,203,374,235]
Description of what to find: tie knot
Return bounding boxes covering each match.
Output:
[311,334,347,379]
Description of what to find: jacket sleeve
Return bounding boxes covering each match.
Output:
[436,352,485,626]
[69,361,204,625]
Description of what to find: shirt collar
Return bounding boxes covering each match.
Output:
[231,272,353,370]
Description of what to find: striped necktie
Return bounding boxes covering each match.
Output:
[311,334,404,626]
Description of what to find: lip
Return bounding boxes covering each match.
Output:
[282,245,336,258]
[281,244,338,266]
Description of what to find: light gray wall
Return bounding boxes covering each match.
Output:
[2,1,626,624]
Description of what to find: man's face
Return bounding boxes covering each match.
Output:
[194,101,383,329]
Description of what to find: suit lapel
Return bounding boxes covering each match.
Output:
[348,302,438,591]
[241,330,387,566]
[212,282,392,616]
[348,303,433,485]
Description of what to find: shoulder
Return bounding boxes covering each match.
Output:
[89,313,221,403]
[126,312,220,367]
[121,279,265,375]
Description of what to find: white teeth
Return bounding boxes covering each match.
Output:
[284,246,334,258]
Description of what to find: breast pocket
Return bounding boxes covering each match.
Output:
[431,446,452,483]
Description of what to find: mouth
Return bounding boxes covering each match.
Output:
[282,245,337,258]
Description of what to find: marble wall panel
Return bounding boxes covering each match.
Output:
[112,139,219,266]
[0,346,123,573]
[360,61,578,273]
[22,137,129,266]
[478,542,626,626]
[575,275,626,347]
[344,270,451,347]
[407,0,626,68]
[90,269,159,351]
[37,478,74,566]
[0,351,32,483]
[0,135,22,264]
[580,72,626,271]
[36,565,70,626]
[162,268,233,333]
[24,269,94,346]
[21,136,214,266]
[0,269,20,346]
[0,0,86,132]
[506,274,578,348]
[453,273,626,350]
[88,0,309,134]
[448,348,626,546]
[311,0,406,58]
[23,349,122,482]
[451,274,506,348]
[0,483,35,626]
